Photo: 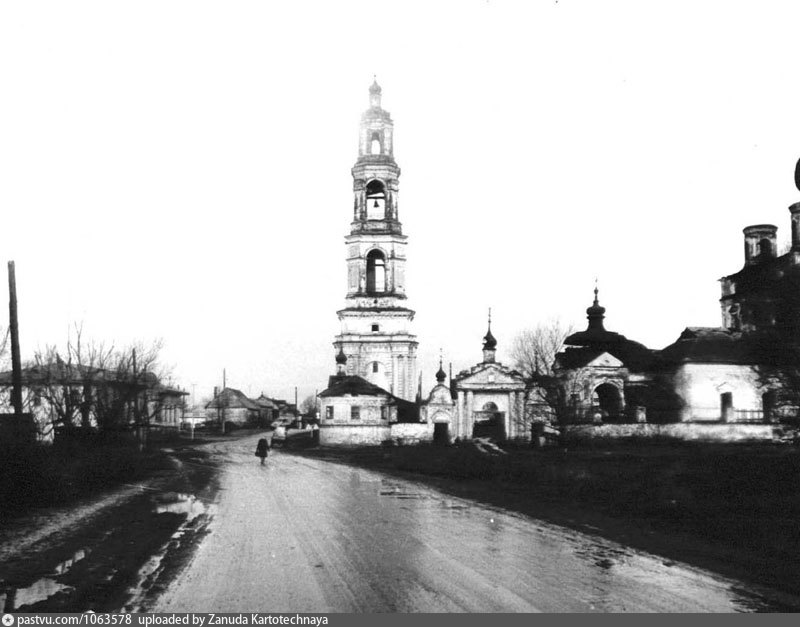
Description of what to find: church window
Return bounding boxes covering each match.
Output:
[381,406,388,420]
[351,406,361,420]
[372,362,379,373]
[372,324,379,332]
[483,402,499,411]
[366,249,386,294]
[759,238,773,257]
[720,392,733,422]
[325,406,334,420]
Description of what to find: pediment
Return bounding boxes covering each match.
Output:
[586,352,624,369]
[456,363,525,387]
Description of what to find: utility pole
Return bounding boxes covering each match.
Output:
[7,261,22,417]
[220,368,226,434]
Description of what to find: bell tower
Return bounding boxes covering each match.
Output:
[334,80,418,401]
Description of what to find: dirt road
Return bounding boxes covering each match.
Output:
[152,435,800,612]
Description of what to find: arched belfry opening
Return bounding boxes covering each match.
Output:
[366,179,386,219]
[370,131,383,156]
[366,249,387,294]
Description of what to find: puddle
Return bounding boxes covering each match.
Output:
[378,481,430,500]
[153,493,206,522]
[1,547,90,611]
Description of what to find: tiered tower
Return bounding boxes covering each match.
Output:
[333,80,418,401]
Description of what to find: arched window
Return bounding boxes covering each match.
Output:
[366,179,386,220]
[482,402,499,411]
[759,238,773,257]
[366,249,386,294]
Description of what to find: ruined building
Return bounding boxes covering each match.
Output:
[553,162,800,440]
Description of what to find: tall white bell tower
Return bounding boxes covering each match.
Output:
[333,80,418,401]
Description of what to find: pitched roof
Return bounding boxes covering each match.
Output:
[319,375,394,398]
[253,394,279,409]
[0,363,152,388]
[205,387,260,410]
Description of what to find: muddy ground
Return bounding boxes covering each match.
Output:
[3,435,799,611]
[0,439,221,613]
[286,442,800,598]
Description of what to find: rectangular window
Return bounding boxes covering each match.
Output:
[372,324,379,332]
[381,406,388,421]
[351,406,361,420]
[325,406,334,420]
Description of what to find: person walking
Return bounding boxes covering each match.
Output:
[255,437,269,465]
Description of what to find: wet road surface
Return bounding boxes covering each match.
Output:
[152,435,800,612]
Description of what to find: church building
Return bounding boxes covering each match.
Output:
[552,160,800,442]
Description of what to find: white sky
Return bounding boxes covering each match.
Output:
[2,1,799,406]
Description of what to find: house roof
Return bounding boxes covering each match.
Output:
[319,375,394,398]
[0,362,153,388]
[205,387,260,410]
[253,394,280,409]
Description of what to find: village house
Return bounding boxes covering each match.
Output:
[205,387,261,427]
[0,362,187,440]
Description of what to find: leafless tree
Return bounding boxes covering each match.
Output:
[510,319,578,427]
[299,393,318,416]
[25,324,169,440]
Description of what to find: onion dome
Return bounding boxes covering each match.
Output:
[369,77,382,95]
[795,157,800,192]
[483,327,497,350]
[483,308,497,350]
[335,347,347,365]
[562,284,653,370]
[435,354,447,383]
[586,285,607,331]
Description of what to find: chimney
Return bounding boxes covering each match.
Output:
[743,224,777,266]
[789,203,800,257]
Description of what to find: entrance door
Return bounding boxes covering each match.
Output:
[472,402,506,440]
[433,422,449,445]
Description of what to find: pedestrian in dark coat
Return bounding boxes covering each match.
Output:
[255,437,269,465]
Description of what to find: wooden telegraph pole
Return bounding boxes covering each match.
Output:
[8,261,23,417]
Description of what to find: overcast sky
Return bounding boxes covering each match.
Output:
[2,1,799,406]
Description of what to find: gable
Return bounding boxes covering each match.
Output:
[586,352,624,369]
[456,363,525,387]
